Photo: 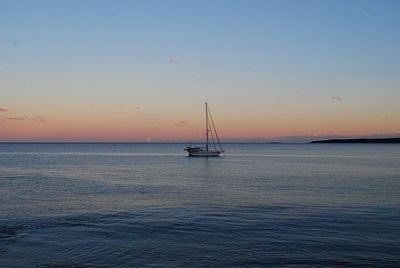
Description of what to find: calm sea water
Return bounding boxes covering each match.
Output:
[0,143,399,267]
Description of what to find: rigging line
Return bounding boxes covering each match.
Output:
[206,105,216,150]
[207,106,223,151]
[207,106,214,149]
[207,112,217,150]
[208,109,220,151]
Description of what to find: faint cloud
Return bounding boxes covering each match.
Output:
[0,107,47,122]
[31,116,47,122]
[136,106,141,110]
[330,96,343,101]
[175,120,188,128]
[0,116,47,122]
[168,58,177,64]
[5,117,25,121]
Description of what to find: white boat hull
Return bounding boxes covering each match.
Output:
[184,147,222,157]
[188,150,222,157]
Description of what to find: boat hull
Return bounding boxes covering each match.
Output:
[188,150,221,157]
[184,147,222,157]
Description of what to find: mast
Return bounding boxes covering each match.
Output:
[205,102,209,151]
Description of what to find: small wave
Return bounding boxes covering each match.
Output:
[36,262,107,268]
[0,152,184,157]
[0,175,28,180]
[0,225,23,239]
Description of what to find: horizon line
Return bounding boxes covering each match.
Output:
[1,134,400,144]
[0,141,303,144]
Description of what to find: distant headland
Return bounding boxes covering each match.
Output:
[311,137,400,144]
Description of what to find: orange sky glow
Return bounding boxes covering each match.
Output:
[1,1,400,142]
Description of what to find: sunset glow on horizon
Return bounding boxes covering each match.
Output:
[1,1,400,142]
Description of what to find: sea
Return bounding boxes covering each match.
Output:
[0,143,399,267]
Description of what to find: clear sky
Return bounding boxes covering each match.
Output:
[1,0,400,142]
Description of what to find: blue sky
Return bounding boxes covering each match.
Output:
[1,0,400,141]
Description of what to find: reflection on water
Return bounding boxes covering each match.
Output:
[0,143,399,266]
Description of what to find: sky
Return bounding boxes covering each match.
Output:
[1,0,400,142]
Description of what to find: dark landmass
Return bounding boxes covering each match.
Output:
[311,137,400,144]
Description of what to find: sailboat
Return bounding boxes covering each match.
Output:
[185,103,224,157]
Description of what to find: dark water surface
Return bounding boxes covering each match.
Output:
[1,143,399,267]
